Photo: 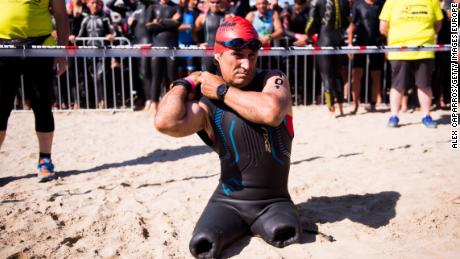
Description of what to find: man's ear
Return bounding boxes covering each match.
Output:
[214,53,221,64]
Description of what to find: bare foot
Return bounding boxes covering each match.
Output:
[350,106,359,115]
[338,103,344,116]
[143,100,152,112]
[98,100,105,109]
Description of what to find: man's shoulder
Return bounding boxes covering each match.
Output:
[262,69,287,79]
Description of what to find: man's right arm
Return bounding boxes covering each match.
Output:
[194,14,205,32]
[379,0,392,37]
[154,86,208,137]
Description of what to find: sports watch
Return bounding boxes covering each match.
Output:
[216,83,229,101]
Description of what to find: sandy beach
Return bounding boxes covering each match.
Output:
[1,105,459,258]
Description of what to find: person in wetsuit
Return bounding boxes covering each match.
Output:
[145,0,181,114]
[347,0,384,114]
[155,16,301,259]
[195,0,228,73]
[283,0,310,104]
[129,0,154,110]
[229,0,251,18]
[304,0,350,116]
[76,0,116,109]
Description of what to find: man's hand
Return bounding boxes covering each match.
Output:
[293,39,307,46]
[199,72,226,100]
[68,35,76,43]
[294,33,307,42]
[105,34,115,41]
[260,36,270,45]
[54,57,68,76]
[348,44,354,60]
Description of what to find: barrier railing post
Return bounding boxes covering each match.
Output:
[92,56,98,109]
[294,54,298,106]
[21,75,26,109]
[383,60,388,104]
[56,65,62,108]
[348,58,352,104]
[129,57,134,110]
[304,55,307,105]
[82,41,90,109]
[312,56,316,105]
[120,57,126,109]
[365,54,370,104]
[66,64,71,110]
[74,57,80,109]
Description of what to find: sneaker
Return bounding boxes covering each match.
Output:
[37,158,56,182]
[422,115,437,128]
[387,116,399,128]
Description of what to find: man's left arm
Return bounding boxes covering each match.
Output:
[433,0,444,33]
[51,0,70,76]
[270,11,284,40]
[201,71,292,127]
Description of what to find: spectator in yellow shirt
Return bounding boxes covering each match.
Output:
[379,0,443,128]
[0,0,69,181]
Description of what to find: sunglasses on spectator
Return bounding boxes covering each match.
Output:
[216,38,263,51]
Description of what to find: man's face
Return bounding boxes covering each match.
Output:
[189,0,198,8]
[215,48,258,88]
[255,0,269,14]
[208,0,222,12]
[87,0,101,14]
[294,3,305,13]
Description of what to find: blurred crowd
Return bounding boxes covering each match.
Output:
[15,0,451,112]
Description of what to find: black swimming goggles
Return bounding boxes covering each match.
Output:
[216,38,263,51]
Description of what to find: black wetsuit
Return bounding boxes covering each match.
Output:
[146,1,180,101]
[130,1,153,104]
[305,0,349,107]
[285,6,309,45]
[284,6,311,103]
[434,8,451,105]
[350,0,384,69]
[190,70,301,259]
[78,14,114,47]
[202,12,225,73]
[106,0,137,18]
[78,13,115,107]
[229,0,251,18]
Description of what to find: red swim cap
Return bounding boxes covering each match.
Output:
[214,16,259,54]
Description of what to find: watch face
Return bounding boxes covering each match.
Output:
[217,84,228,99]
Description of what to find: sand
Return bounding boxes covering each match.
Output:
[1,105,459,259]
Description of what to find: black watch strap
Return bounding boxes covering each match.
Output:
[172,79,192,93]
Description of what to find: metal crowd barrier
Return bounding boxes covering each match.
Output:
[13,37,134,111]
[1,44,450,110]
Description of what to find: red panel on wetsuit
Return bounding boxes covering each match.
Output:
[285,115,294,138]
